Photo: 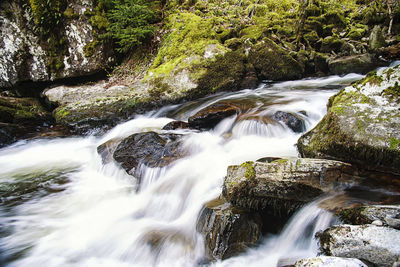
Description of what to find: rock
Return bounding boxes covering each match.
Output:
[371,219,383,226]
[271,111,306,133]
[328,54,382,75]
[338,205,400,229]
[112,132,186,175]
[0,96,51,124]
[298,66,400,174]
[43,81,153,131]
[378,43,400,60]
[295,256,368,267]
[369,25,386,51]
[97,138,124,164]
[248,38,304,81]
[196,196,262,260]
[0,0,112,89]
[162,121,190,130]
[188,102,240,130]
[222,158,360,213]
[0,96,53,147]
[318,224,400,267]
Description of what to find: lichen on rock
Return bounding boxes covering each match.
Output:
[298,65,400,174]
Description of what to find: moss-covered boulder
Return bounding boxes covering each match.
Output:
[328,54,382,75]
[196,196,262,260]
[0,95,53,147]
[248,38,304,81]
[297,65,400,174]
[222,158,360,214]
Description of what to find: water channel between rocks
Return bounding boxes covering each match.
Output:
[1,73,371,266]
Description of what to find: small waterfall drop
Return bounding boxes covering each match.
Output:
[0,74,363,267]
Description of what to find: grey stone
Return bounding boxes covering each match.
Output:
[319,224,400,267]
[295,256,368,267]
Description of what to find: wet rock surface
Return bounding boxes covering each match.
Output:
[112,132,186,175]
[318,224,400,267]
[298,65,400,174]
[196,196,262,260]
[222,158,360,213]
[188,102,240,130]
[162,121,190,130]
[271,111,306,133]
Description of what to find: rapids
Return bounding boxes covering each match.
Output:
[0,74,363,267]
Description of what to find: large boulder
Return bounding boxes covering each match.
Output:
[222,158,360,213]
[298,65,400,174]
[43,81,153,131]
[196,196,262,260]
[111,132,186,175]
[248,38,304,81]
[0,0,112,90]
[328,54,382,75]
[318,224,400,267]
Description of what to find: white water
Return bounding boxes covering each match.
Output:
[0,74,362,267]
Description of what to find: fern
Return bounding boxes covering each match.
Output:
[108,0,157,52]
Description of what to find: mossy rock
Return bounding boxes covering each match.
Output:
[320,36,344,53]
[248,38,304,81]
[0,96,51,124]
[298,66,400,174]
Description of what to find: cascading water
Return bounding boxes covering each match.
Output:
[0,74,363,267]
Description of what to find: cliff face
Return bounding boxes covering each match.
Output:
[0,0,113,89]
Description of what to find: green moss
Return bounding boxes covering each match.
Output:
[390,138,400,150]
[320,36,344,53]
[240,161,256,180]
[63,7,79,19]
[383,82,400,100]
[84,40,100,57]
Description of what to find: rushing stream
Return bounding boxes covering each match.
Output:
[0,74,364,266]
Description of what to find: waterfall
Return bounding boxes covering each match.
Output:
[0,74,363,267]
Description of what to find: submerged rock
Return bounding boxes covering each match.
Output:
[298,65,400,174]
[338,205,400,229]
[188,102,240,130]
[223,158,360,213]
[271,111,306,133]
[295,256,368,267]
[112,132,186,175]
[197,196,262,260]
[318,224,400,267]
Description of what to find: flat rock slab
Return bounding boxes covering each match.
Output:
[319,224,400,267]
[223,158,360,213]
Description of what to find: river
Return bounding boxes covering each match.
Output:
[0,73,364,266]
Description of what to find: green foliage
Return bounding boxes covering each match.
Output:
[107,0,158,52]
[29,0,65,36]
